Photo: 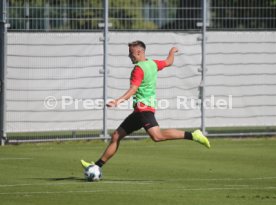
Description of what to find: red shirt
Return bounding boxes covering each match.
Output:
[130,60,167,112]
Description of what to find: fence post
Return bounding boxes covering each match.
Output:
[0,0,7,145]
[200,0,207,134]
[102,0,109,139]
[24,0,30,30]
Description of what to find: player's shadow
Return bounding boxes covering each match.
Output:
[104,178,165,183]
[47,177,85,181]
[46,177,163,183]
[32,176,85,182]
[32,177,165,183]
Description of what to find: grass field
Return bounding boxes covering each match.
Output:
[0,137,275,205]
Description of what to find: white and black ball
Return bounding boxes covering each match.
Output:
[84,165,102,182]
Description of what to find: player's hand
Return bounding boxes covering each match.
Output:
[165,47,179,66]
[106,99,117,107]
[170,47,178,53]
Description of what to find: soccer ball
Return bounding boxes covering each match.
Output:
[84,165,102,182]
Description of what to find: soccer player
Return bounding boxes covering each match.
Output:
[81,40,210,169]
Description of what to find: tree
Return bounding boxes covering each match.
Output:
[7,0,159,31]
[211,0,276,30]
[162,0,276,30]
[109,0,157,30]
[161,0,201,30]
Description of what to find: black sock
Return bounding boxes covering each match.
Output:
[184,132,193,140]
[95,159,105,167]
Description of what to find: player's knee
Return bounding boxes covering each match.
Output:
[150,135,164,142]
[111,131,120,142]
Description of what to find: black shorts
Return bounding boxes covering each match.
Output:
[119,111,159,135]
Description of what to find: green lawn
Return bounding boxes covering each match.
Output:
[0,138,275,205]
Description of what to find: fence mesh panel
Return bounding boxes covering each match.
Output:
[6,0,276,32]
[3,0,276,142]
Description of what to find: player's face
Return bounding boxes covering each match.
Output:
[128,46,140,64]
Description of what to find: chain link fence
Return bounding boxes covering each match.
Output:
[2,0,276,143]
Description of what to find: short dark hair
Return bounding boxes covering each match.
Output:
[128,40,146,50]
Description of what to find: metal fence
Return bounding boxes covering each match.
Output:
[6,0,276,31]
[1,0,276,144]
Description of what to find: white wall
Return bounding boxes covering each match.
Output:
[6,32,276,132]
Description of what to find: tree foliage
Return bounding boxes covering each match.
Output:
[212,0,276,29]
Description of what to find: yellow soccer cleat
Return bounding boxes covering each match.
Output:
[80,159,95,169]
[192,129,211,149]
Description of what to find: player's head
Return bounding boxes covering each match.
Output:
[128,40,146,64]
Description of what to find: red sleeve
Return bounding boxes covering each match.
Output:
[154,60,167,71]
[130,66,144,87]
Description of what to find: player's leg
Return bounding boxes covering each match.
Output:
[138,111,184,141]
[91,112,142,168]
[146,126,187,142]
[147,126,210,148]
[81,127,127,169]
[95,127,127,166]
[141,111,210,148]
[96,112,142,167]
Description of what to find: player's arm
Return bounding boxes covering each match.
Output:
[107,66,143,107]
[106,85,138,107]
[164,47,178,67]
